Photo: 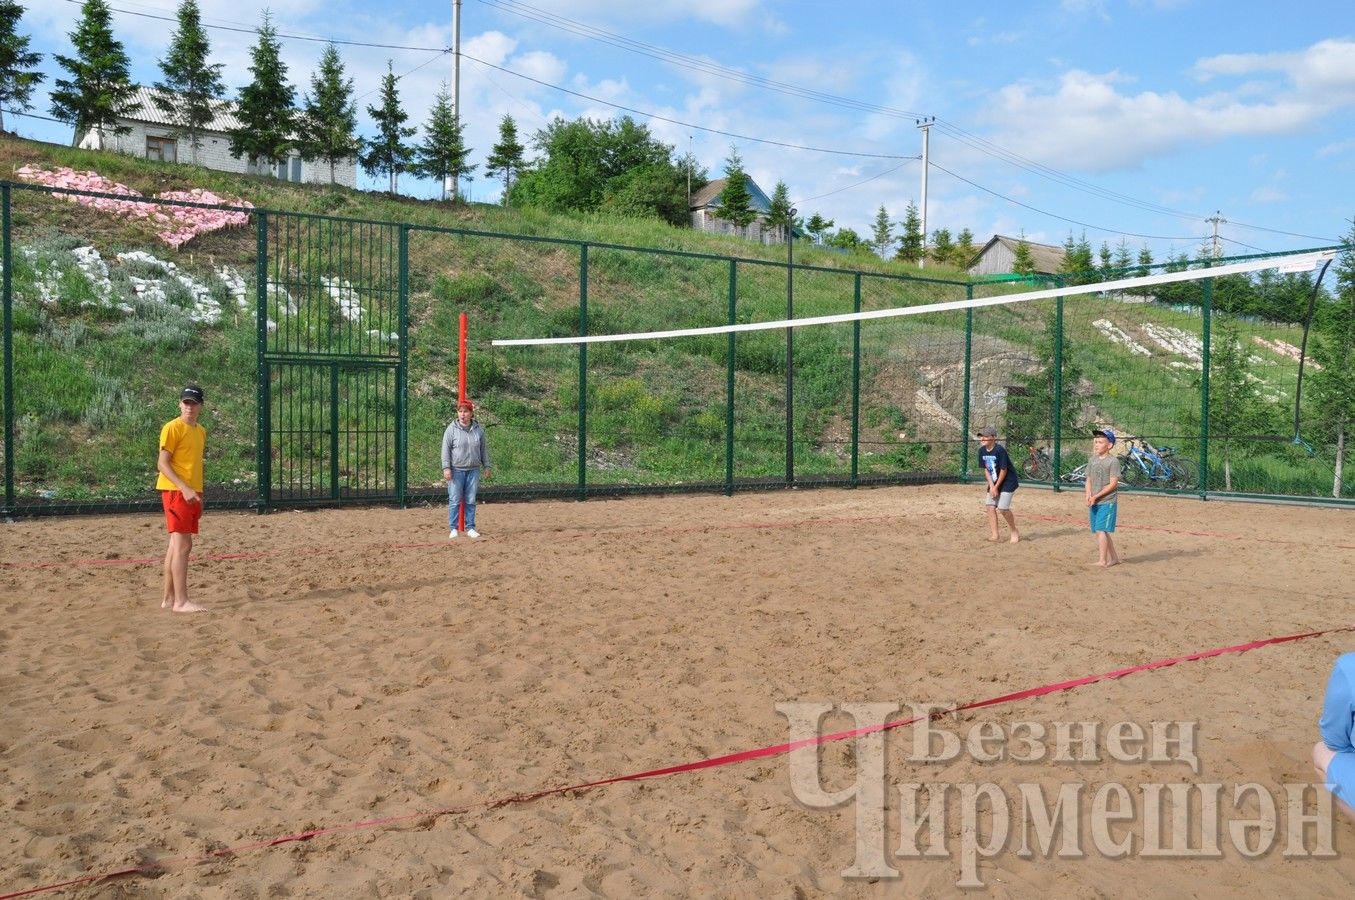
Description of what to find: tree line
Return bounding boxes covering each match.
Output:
[1,0,528,198]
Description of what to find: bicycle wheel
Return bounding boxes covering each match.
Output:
[1021,457,1050,481]
[1170,458,1198,489]
[1118,459,1143,487]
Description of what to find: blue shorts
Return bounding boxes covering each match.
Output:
[1089,501,1117,533]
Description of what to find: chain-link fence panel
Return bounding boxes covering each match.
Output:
[858,272,970,481]
[5,184,259,513]
[405,228,580,501]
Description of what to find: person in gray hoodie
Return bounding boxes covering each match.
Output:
[441,398,492,538]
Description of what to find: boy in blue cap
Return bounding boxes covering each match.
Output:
[1086,428,1121,567]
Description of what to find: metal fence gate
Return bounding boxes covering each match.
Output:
[257,212,406,506]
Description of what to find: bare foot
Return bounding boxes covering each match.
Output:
[1087,561,1106,567]
[1009,534,1021,543]
[987,536,1000,543]
[1104,559,1121,569]
[172,601,207,613]
[161,597,171,609]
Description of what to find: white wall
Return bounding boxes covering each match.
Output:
[78,121,358,189]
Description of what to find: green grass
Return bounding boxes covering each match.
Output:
[1,134,1346,505]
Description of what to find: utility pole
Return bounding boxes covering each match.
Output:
[686,134,692,210]
[445,0,462,202]
[1206,211,1226,259]
[917,116,934,268]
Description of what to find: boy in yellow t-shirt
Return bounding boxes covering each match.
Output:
[156,384,207,613]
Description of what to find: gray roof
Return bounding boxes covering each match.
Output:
[689,176,773,213]
[119,87,243,133]
[976,234,1067,275]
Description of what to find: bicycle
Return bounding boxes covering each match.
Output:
[1119,438,1174,488]
[1122,438,1198,490]
[1021,444,1053,481]
[1061,463,1087,485]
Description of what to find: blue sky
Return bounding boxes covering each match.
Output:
[15,0,1355,258]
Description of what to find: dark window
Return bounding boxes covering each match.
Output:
[146,135,177,163]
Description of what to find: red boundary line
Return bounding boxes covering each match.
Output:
[6,622,1353,899]
[6,511,1353,570]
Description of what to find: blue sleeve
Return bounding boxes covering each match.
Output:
[1320,654,1355,802]
[1320,654,1355,753]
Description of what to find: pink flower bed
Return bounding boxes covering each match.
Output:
[14,166,253,249]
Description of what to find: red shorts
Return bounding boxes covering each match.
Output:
[162,489,202,534]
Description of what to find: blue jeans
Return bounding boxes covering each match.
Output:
[447,467,480,529]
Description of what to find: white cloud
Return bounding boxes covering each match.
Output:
[465,31,519,67]
[495,0,771,29]
[1194,39,1355,99]
[512,50,568,85]
[979,68,1329,173]
[1249,186,1288,203]
[1317,138,1355,159]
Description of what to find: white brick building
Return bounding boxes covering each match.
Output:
[76,87,357,188]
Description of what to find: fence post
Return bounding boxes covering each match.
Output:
[1052,281,1065,492]
[2,183,13,517]
[578,243,588,501]
[851,272,862,487]
[960,286,973,483]
[785,238,794,486]
[254,209,269,513]
[726,259,736,496]
[1199,273,1212,499]
[396,224,409,507]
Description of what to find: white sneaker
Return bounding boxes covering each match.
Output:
[448,529,458,539]
[466,528,480,539]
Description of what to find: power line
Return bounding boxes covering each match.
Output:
[2,109,66,124]
[76,0,910,159]
[71,0,449,52]
[474,0,1232,230]
[460,52,915,158]
[793,160,914,207]
[928,160,1203,242]
[476,0,926,119]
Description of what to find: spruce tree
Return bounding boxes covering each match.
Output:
[1202,318,1273,491]
[805,213,833,244]
[49,0,135,148]
[153,0,224,165]
[0,0,43,133]
[361,60,416,195]
[766,179,793,243]
[1012,232,1036,275]
[1113,239,1133,275]
[230,12,296,172]
[299,43,359,184]
[414,83,474,200]
[954,227,977,270]
[896,200,923,264]
[713,146,757,234]
[485,113,525,206]
[928,227,953,267]
[870,204,892,258]
[1310,220,1355,497]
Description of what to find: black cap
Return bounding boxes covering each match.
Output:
[180,384,204,404]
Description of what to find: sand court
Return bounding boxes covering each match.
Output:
[4,484,1355,897]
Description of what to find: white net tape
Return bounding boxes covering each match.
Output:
[493,249,1338,348]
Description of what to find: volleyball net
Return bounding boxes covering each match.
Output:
[491,245,1349,498]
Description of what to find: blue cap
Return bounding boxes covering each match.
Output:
[1093,428,1115,446]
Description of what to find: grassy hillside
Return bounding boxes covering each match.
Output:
[0,136,1344,508]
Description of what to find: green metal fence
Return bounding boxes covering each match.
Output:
[1,180,1351,517]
